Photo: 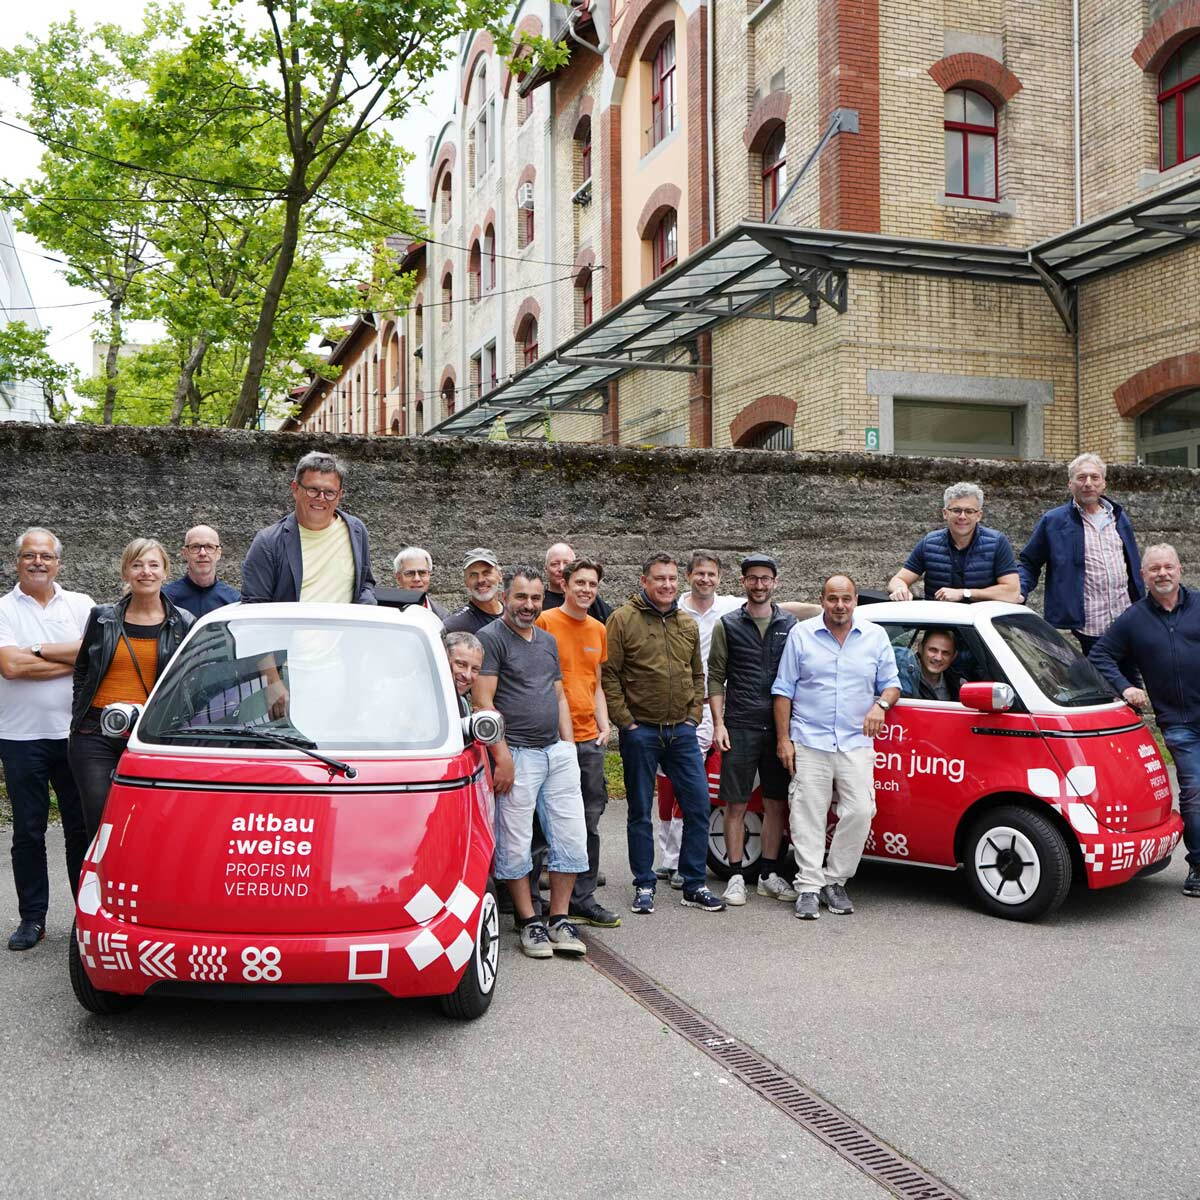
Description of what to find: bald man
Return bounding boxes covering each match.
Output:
[541,542,612,623]
[163,525,240,618]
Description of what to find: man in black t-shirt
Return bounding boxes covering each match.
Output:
[443,548,505,634]
[541,541,612,623]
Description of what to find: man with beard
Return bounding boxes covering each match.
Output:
[474,567,590,958]
[541,542,612,622]
[443,548,505,634]
[707,554,797,906]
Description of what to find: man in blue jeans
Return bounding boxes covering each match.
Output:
[1091,544,1200,898]
[603,552,725,914]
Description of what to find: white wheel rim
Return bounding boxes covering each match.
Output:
[974,824,1042,905]
[707,807,763,867]
[476,892,499,994]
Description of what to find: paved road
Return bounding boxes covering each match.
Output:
[1,815,1196,1200]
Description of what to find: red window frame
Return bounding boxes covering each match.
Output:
[581,272,593,327]
[522,203,535,245]
[520,318,539,367]
[1159,38,1200,170]
[762,125,786,219]
[484,225,496,290]
[650,33,676,147]
[944,88,998,202]
[653,210,677,278]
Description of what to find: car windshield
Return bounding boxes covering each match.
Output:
[139,617,449,751]
[991,613,1117,707]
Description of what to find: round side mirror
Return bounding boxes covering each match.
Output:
[100,702,141,738]
[469,708,505,745]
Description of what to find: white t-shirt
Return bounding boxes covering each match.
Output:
[0,583,94,740]
[678,592,742,753]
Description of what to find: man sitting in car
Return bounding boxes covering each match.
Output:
[897,628,962,702]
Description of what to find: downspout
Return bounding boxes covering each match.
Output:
[1072,0,1082,451]
[707,0,716,240]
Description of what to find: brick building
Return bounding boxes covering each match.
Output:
[290,0,1200,467]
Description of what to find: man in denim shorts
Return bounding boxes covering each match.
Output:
[474,566,590,959]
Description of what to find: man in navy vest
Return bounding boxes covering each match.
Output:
[887,482,1020,604]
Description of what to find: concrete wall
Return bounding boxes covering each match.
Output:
[9,424,1199,612]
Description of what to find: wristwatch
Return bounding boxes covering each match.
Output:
[875,697,892,711]
[963,589,973,602]
[30,644,43,659]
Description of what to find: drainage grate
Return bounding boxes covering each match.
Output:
[583,935,968,1200]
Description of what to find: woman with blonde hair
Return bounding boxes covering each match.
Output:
[68,538,194,836]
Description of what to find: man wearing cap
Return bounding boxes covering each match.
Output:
[443,548,505,634]
[708,554,798,906]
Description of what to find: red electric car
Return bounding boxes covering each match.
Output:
[70,603,502,1018]
[702,601,1184,920]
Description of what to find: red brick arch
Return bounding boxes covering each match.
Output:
[744,90,791,152]
[928,53,1023,107]
[431,143,456,202]
[730,395,796,446]
[462,33,495,104]
[573,246,596,283]
[512,297,542,340]
[578,95,595,120]
[502,16,545,96]
[1133,0,1200,72]
[612,0,679,79]
[1114,352,1200,419]
[516,163,537,189]
[636,182,682,239]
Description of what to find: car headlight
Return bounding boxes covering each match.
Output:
[99,702,140,738]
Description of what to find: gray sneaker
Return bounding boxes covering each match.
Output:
[669,870,684,890]
[547,917,587,956]
[519,920,553,958]
[794,891,820,920]
[820,883,854,914]
[757,872,799,902]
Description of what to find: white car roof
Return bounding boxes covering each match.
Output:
[856,600,1026,626]
[191,600,442,634]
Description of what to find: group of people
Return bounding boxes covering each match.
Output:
[3,449,1197,958]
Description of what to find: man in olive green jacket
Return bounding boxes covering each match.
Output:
[603,552,726,915]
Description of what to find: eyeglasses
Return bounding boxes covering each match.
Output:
[185,543,220,552]
[299,486,341,501]
[18,552,58,562]
[945,507,981,517]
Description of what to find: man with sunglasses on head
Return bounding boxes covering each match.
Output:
[887,482,1020,604]
[241,450,377,605]
[163,525,239,618]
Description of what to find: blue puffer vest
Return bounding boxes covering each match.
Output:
[914,525,1009,595]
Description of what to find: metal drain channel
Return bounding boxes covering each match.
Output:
[583,935,967,1200]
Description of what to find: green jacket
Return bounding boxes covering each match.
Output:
[602,592,706,728]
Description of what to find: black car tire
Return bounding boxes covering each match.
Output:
[68,922,140,1015]
[706,805,764,883]
[439,883,499,1021]
[965,805,1072,921]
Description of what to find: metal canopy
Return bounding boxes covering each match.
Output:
[426,223,1039,438]
[1032,174,1200,284]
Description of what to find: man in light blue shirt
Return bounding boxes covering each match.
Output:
[772,574,899,920]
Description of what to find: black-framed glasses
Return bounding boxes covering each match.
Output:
[944,507,981,517]
[185,543,220,553]
[299,486,341,501]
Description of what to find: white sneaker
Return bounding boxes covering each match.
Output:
[723,874,747,906]
[757,872,799,902]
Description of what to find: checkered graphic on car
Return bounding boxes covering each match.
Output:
[401,881,480,971]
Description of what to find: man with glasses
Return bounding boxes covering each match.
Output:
[241,450,377,605]
[163,525,239,618]
[0,528,93,951]
[393,546,449,621]
[887,482,1020,604]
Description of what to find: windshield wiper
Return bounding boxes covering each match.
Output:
[158,727,358,778]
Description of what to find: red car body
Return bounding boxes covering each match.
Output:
[71,603,500,1016]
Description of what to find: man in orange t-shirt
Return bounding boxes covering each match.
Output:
[535,557,618,928]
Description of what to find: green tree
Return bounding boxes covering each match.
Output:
[0,321,78,423]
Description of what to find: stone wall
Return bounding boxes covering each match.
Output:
[6,423,1198,611]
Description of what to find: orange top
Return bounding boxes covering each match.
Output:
[535,606,606,742]
[92,632,159,708]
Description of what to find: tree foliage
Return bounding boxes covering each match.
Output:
[0,321,78,422]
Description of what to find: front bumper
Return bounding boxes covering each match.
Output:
[1078,811,1184,888]
[73,902,482,999]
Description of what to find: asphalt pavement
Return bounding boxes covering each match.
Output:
[1,815,1196,1200]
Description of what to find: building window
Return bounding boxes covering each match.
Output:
[483,340,497,393]
[894,398,1018,458]
[652,209,678,277]
[576,117,592,185]
[762,125,787,219]
[438,169,452,222]
[1136,389,1200,465]
[414,303,424,352]
[578,270,594,327]
[1159,37,1200,170]
[484,224,496,290]
[517,180,535,249]
[518,315,539,367]
[944,88,997,201]
[650,32,677,148]
[469,352,482,398]
[740,421,793,450]
[468,241,481,302]
[441,379,456,416]
[441,270,453,321]
[469,61,490,186]
[415,399,424,434]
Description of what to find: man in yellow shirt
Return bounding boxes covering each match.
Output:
[241,451,377,605]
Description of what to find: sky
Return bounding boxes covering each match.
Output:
[0,0,453,388]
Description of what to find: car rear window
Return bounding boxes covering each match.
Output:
[140,618,449,751]
[991,613,1117,707]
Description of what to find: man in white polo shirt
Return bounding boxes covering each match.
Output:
[0,527,93,951]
